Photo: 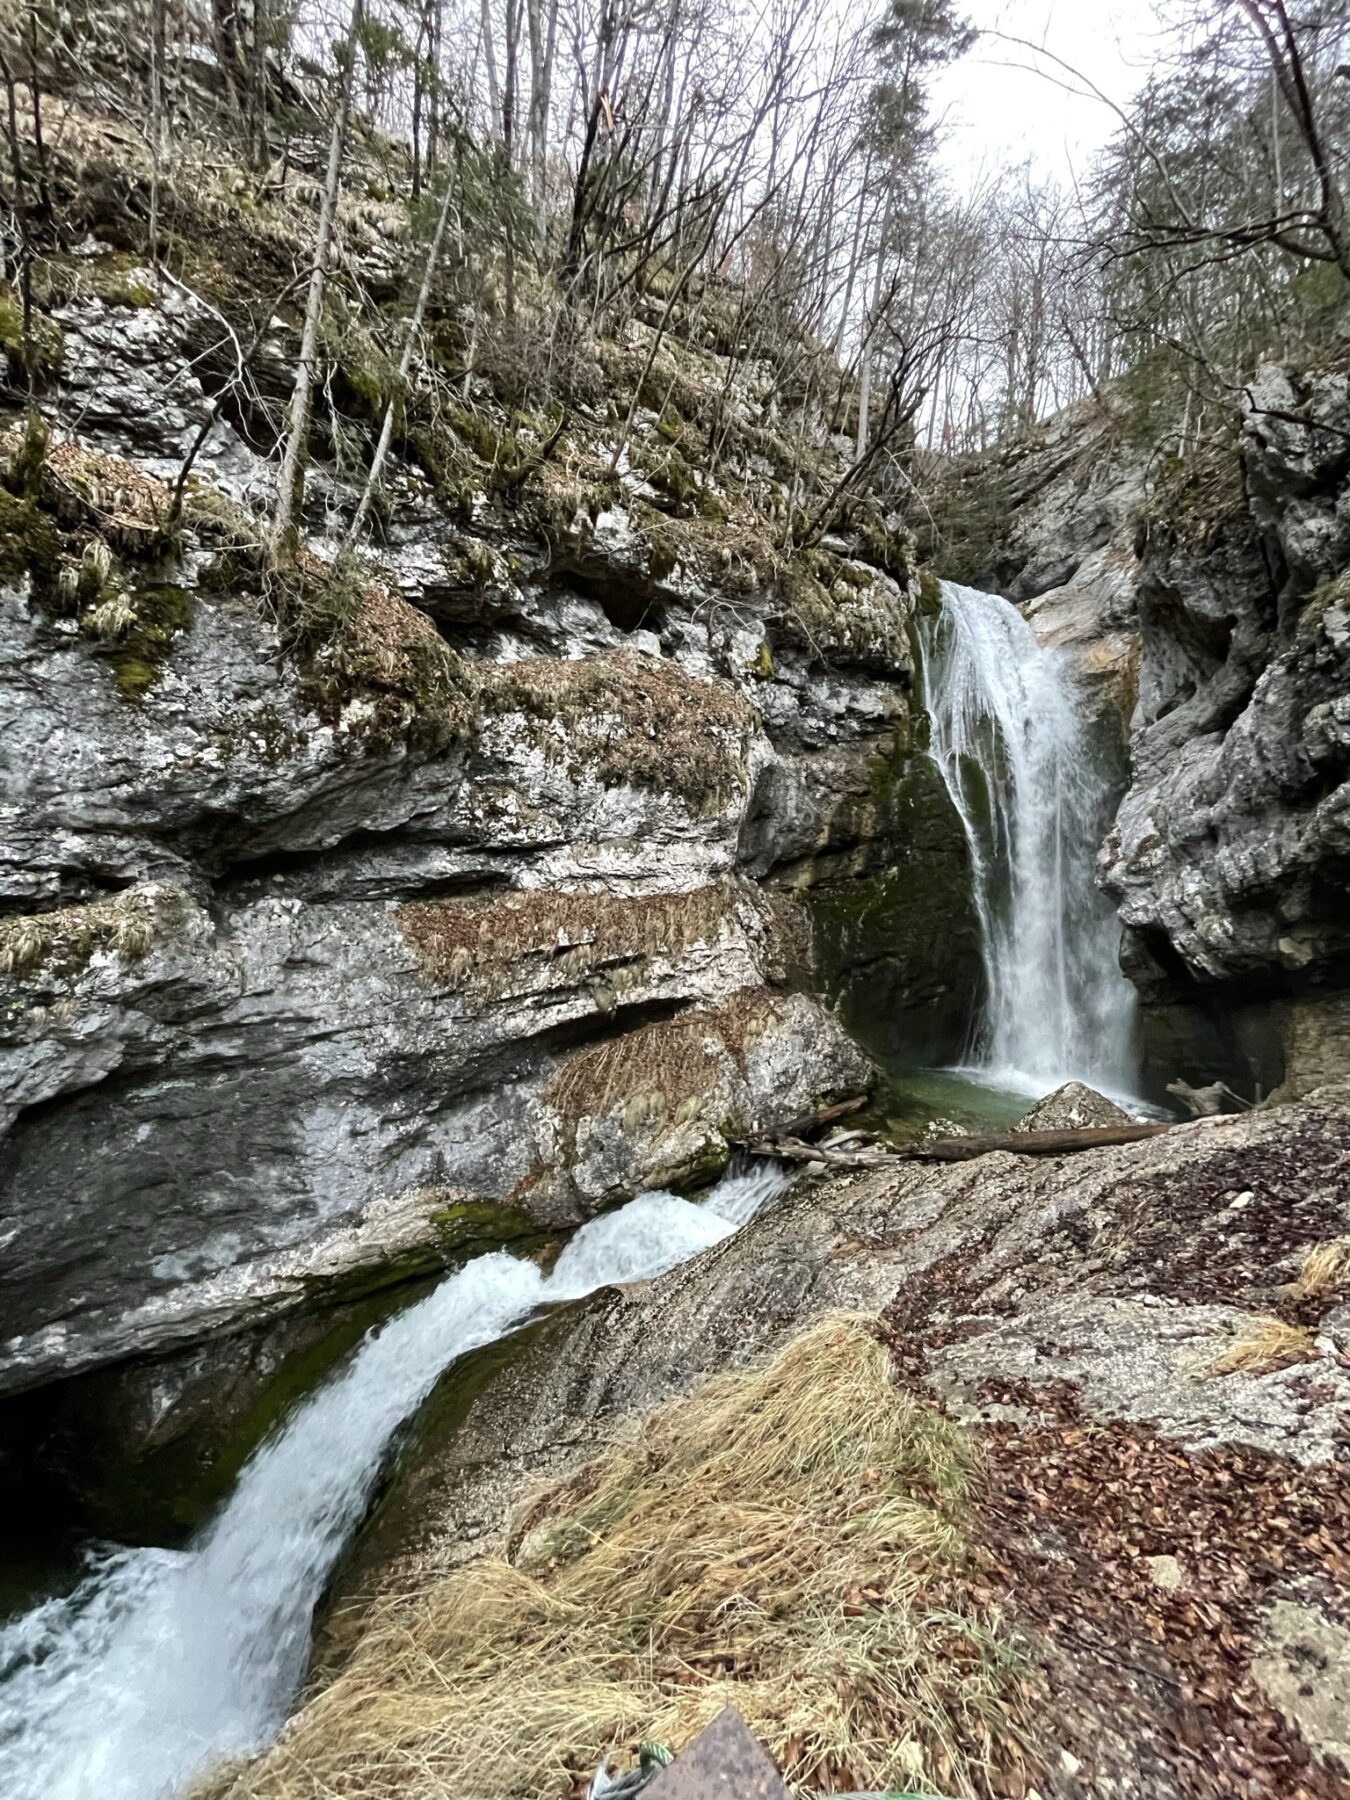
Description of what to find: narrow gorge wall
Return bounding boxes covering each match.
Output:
[0,173,928,1403]
[1103,361,1350,1098]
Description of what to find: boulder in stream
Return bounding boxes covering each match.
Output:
[1014,1080,1132,1132]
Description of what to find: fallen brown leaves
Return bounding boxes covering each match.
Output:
[970,1380,1350,1800]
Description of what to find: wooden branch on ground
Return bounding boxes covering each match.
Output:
[750,1121,1176,1170]
[768,1094,869,1143]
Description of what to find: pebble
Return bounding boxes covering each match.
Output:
[1145,1553,1185,1591]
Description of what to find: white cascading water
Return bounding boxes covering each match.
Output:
[920,580,1137,1096]
[0,1162,787,1800]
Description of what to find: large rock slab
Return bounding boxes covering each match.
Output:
[329,1086,1350,1609]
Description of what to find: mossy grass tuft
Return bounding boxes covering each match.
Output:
[268,551,474,749]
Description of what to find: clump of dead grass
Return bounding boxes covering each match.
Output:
[202,1316,1027,1800]
[1205,1315,1317,1378]
[0,884,171,982]
[398,882,738,998]
[544,992,783,1146]
[277,551,474,747]
[1291,1237,1350,1305]
[475,651,757,808]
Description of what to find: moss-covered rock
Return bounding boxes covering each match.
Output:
[0,1283,442,1543]
[0,282,65,385]
[106,582,194,701]
[0,484,60,596]
[810,750,982,1066]
[430,1199,539,1255]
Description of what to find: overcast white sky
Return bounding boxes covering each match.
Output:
[931,0,1167,191]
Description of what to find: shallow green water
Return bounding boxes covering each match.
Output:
[863,1065,1035,1146]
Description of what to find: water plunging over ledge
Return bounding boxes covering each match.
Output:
[919,580,1138,1098]
[0,1164,787,1800]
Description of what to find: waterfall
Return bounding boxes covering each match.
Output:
[0,1163,787,1800]
[919,580,1136,1096]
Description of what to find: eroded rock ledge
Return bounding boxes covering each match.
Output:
[0,227,922,1391]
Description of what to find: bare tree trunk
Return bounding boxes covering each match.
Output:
[344,176,458,550]
[479,0,501,139]
[148,0,168,259]
[502,0,520,160]
[268,0,364,568]
[411,5,426,197]
[249,0,269,169]
[426,0,442,177]
[525,0,556,232]
[855,180,893,459]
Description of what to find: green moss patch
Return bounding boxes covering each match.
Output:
[104,583,194,701]
[0,484,60,595]
[31,252,158,310]
[430,1198,539,1255]
[0,283,65,384]
[1148,433,1248,552]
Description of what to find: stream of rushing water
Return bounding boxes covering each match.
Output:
[0,1165,787,1800]
[920,580,1137,1097]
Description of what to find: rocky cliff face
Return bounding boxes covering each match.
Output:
[920,397,1142,729]
[1100,360,1350,1096]
[927,361,1350,1101]
[0,117,921,1393]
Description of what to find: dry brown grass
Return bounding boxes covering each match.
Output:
[0,885,170,981]
[0,423,255,553]
[1205,1315,1316,1378]
[281,551,474,744]
[543,989,783,1145]
[397,882,738,998]
[474,652,756,808]
[1291,1237,1350,1304]
[202,1316,1027,1800]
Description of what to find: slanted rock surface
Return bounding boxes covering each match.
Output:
[308,1086,1350,1799]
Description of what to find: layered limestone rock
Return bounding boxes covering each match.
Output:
[1100,359,1350,1090]
[920,396,1143,727]
[0,236,906,1391]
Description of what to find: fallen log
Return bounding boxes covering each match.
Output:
[915,1121,1175,1160]
[767,1094,869,1143]
[750,1120,1175,1169]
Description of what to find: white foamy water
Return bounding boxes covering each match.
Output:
[920,580,1137,1096]
[0,1162,787,1800]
